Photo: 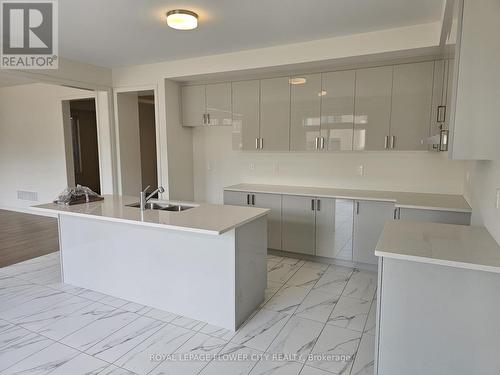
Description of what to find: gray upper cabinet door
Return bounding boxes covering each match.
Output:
[430,60,446,141]
[353,66,393,151]
[206,82,232,126]
[252,193,282,251]
[390,61,434,150]
[290,74,321,151]
[353,200,395,265]
[232,80,260,151]
[282,195,316,255]
[321,70,355,151]
[315,198,335,258]
[260,77,291,151]
[181,84,206,127]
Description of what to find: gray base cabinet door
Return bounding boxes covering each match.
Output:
[223,191,282,250]
[252,193,282,250]
[399,208,471,225]
[353,200,395,265]
[315,198,335,258]
[282,195,316,255]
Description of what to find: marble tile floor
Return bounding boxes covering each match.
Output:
[0,252,376,375]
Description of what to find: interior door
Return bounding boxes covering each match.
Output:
[282,195,316,255]
[232,80,260,151]
[390,61,434,150]
[290,74,321,151]
[353,200,395,265]
[252,193,282,250]
[206,82,232,126]
[353,66,393,151]
[320,70,355,151]
[181,85,206,127]
[260,77,290,151]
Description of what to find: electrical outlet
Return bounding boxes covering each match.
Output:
[356,165,364,176]
[207,161,212,171]
[496,189,500,209]
[249,163,255,171]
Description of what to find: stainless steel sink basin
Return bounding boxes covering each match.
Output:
[126,202,195,211]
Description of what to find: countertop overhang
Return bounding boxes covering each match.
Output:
[224,183,471,213]
[33,195,269,235]
[375,220,500,273]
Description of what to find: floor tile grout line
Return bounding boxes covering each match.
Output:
[303,266,356,374]
[348,288,377,375]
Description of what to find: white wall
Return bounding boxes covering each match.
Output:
[0,83,96,212]
[467,161,500,244]
[193,127,467,204]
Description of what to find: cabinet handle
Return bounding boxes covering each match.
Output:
[398,207,401,220]
[384,136,389,149]
[311,199,315,211]
[437,105,447,123]
[316,199,321,211]
[315,137,319,150]
[246,194,250,205]
[207,113,211,125]
[259,137,263,149]
[251,194,255,205]
[394,208,397,220]
[356,201,360,214]
[320,137,325,150]
[255,138,259,150]
[203,114,207,125]
[390,135,395,149]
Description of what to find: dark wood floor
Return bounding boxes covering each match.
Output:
[0,209,59,268]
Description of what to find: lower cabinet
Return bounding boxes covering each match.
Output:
[282,195,316,255]
[282,196,354,259]
[223,191,282,250]
[353,200,395,265]
[397,207,471,225]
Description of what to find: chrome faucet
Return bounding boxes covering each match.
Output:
[140,185,165,211]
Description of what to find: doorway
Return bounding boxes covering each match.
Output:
[67,98,101,194]
[116,90,158,196]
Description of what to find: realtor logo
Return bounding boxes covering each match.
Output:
[1,0,58,69]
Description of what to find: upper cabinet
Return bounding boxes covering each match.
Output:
[321,70,355,151]
[231,80,260,151]
[181,85,206,127]
[389,61,434,151]
[449,0,500,160]
[181,83,231,127]
[259,77,291,151]
[183,59,455,153]
[290,74,321,151]
[353,66,393,151]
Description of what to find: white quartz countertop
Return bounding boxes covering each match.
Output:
[375,220,500,273]
[33,195,269,235]
[224,183,471,213]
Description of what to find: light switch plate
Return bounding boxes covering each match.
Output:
[249,163,255,171]
[356,165,364,176]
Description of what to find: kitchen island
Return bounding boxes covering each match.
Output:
[34,195,269,331]
[374,220,500,375]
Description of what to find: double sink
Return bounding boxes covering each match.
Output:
[127,202,195,212]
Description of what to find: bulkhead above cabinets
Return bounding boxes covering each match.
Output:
[181,59,453,153]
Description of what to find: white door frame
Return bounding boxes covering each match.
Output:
[113,84,163,198]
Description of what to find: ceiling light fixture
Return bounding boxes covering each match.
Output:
[289,77,307,85]
[318,90,327,96]
[166,9,198,30]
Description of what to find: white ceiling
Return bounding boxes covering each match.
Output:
[60,0,445,68]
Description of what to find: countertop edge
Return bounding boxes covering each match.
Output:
[375,250,500,274]
[32,205,269,236]
[224,185,471,213]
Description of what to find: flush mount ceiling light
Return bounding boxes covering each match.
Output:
[289,77,307,85]
[166,9,198,30]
